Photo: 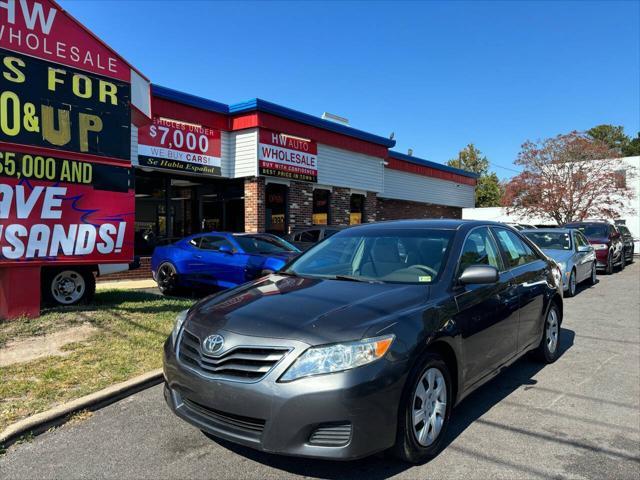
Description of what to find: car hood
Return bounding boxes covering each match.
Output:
[541,249,574,264]
[186,274,430,345]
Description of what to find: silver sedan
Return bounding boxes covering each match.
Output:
[523,228,597,297]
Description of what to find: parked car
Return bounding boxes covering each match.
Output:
[564,221,624,274]
[617,225,636,264]
[151,233,300,295]
[285,225,347,250]
[522,228,596,297]
[163,220,563,463]
[505,222,537,231]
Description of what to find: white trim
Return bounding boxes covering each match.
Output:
[313,184,333,191]
[350,188,367,196]
[265,178,291,187]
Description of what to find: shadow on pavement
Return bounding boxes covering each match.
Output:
[204,328,576,480]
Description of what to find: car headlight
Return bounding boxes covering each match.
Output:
[593,244,608,251]
[551,265,562,287]
[280,334,395,382]
[171,310,188,347]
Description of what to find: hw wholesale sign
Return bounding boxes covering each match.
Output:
[0,48,131,160]
[0,149,134,266]
[259,129,317,182]
[0,0,129,81]
[138,117,222,176]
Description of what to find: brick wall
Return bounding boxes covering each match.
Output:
[330,187,351,226]
[244,177,265,233]
[288,181,314,231]
[96,256,152,282]
[376,198,462,221]
[365,191,377,222]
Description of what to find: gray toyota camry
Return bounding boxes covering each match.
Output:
[163,219,563,463]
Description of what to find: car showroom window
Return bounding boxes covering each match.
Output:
[457,227,502,275]
[199,236,232,251]
[493,228,538,268]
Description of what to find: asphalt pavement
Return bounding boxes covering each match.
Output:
[2,262,639,480]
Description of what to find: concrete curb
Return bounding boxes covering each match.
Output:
[0,368,163,448]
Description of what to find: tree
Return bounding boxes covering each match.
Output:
[623,132,640,156]
[502,131,636,224]
[587,124,630,153]
[448,144,503,207]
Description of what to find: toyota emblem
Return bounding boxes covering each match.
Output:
[202,334,224,355]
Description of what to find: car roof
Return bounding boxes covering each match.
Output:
[522,228,574,234]
[341,219,508,231]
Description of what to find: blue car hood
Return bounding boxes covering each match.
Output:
[186,274,430,345]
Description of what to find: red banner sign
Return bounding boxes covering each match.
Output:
[0,0,129,81]
[258,129,317,182]
[137,117,222,176]
[0,151,134,265]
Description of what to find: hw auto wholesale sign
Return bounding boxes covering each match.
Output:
[0,0,136,266]
[259,129,317,182]
[138,117,222,176]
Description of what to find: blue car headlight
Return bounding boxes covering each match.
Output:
[280,335,394,382]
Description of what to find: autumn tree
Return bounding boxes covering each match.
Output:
[502,131,636,224]
[447,144,503,207]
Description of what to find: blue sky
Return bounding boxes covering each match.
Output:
[61,0,639,179]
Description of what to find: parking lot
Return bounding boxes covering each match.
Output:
[1,262,639,480]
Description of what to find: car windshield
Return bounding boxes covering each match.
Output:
[524,231,572,250]
[567,223,608,239]
[234,235,299,254]
[285,228,455,284]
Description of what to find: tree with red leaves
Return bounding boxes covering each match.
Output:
[502,131,636,224]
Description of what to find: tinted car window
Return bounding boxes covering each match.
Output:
[323,229,340,239]
[458,227,502,275]
[288,229,455,284]
[234,235,297,253]
[493,228,538,268]
[524,231,571,250]
[567,223,609,239]
[574,232,589,249]
[618,226,630,235]
[299,230,320,242]
[199,236,232,251]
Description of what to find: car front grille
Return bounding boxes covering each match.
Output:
[178,330,289,381]
[182,398,266,435]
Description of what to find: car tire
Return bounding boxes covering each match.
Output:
[620,252,626,271]
[534,302,561,364]
[42,267,96,307]
[156,262,180,296]
[565,269,576,298]
[605,252,614,275]
[588,262,597,286]
[393,353,452,464]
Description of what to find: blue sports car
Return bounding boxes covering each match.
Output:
[151,232,300,295]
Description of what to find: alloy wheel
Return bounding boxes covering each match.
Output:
[158,263,177,291]
[51,270,86,305]
[412,367,447,447]
[569,271,576,296]
[546,307,559,354]
[591,263,597,283]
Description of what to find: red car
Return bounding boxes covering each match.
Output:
[564,221,625,274]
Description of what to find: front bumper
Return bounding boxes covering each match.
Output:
[163,332,407,460]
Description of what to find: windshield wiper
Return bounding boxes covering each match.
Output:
[332,274,383,284]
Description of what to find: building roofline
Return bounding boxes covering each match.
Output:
[151,85,230,115]
[388,150,479,179]
[229,98,396,148]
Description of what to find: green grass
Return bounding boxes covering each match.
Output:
[0,290,193,432]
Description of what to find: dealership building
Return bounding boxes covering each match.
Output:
[130,85,477,259]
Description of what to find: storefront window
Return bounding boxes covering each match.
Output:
[135,171,167,255]
[266,183,288,234]
[313,189,330,225]
[350,194,365,225]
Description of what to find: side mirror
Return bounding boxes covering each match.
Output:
[459,265,499,285]
[218,245,234,254]
[577,245,591,253]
